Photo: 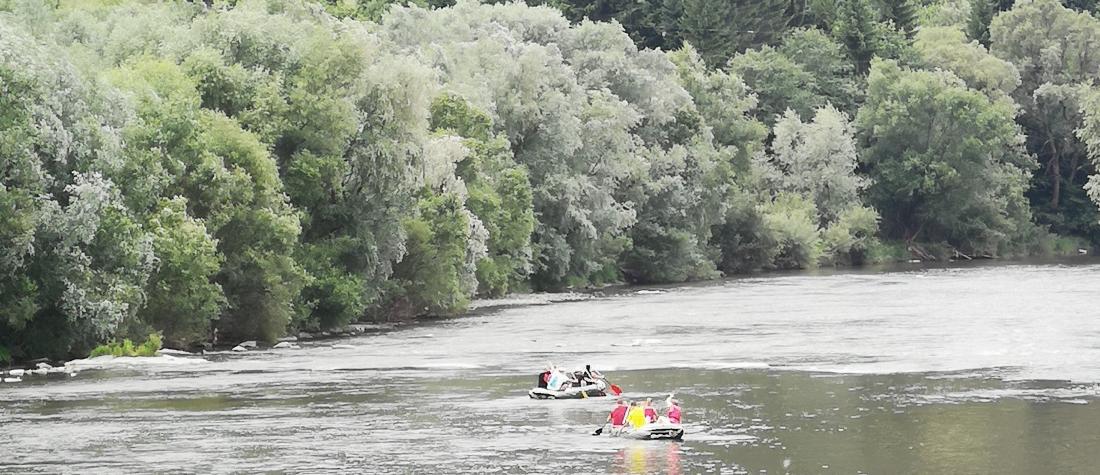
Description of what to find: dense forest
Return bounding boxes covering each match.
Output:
[3,0,1100,361]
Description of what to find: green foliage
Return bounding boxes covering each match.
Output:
[968,0,996,46]
[915,26,1021,97]
[678,0,794,66]
[139,198,225,348]
[320,0,453,21]
[991,0,1100,239]
[391,191,473,316]
[759,106,866,226]
[89,333,162,358]
[865,239,910,263]
[834,0,881,74]
[713,191,779,274]
[761,193,823,269]
[428,93,534,297]
[881,0,919,37]
[1076,88,1100,216]
[430,93,492,142]
[729,47,821,125]
[856,59,1037,254]
[668,44,766,171]
[820,206,882,265]
[778,28,860,114]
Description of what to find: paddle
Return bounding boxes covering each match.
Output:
[592,423,608,436]
[609,383,623,396]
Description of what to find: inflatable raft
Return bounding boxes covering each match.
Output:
[529,379,610,399]
[610,422,685,440]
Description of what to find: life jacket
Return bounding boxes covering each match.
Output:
[643,407,658,423]
[668,405,682,424]
[609,405,628,426]
[626,406,646,428]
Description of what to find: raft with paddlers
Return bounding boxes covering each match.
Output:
[529,364,622,399]
[592,394,686,440]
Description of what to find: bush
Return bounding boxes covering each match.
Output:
[761,193,822,269]
[820,206,881,266]
[865,240,910,264]
[89,334,162,358]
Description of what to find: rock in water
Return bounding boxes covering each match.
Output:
[277,336,298,343]
[158,348,193,356]
[273,341,295,349]
[238,340,258,349]
[30,368,48,376]
[3,377,21,383]
[231,345,248,352]
[9,369,25,377]
[36,362,52,370]
[331,344,355,350]
[298,332,314,340]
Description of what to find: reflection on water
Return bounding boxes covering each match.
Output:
[3,261,1100,473]
[610,442,683,475]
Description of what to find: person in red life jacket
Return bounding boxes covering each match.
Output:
[643,398,659,423]
[607,399,628,428]
[666,397,682,424]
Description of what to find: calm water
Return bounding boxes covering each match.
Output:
[3,261,1100,474]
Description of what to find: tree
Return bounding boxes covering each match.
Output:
[967,0,996,46]
[1077,88,1100,214]
[430,93,535,297]
[881,0,919,37]
[668,44,766,172]
[856,59,1038,254]
[678,0,794,66]
[991,0,1100,238]
[110,59,305,343]
[759,106,867,226]
[779,27,860,115]
[834,0,880,74]
[729,47,822,125]
[915,26,1021,98]
[390,191,476,316]
[138,199,225,348]
[0,21,156,360]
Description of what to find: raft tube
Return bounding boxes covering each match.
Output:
[528,380,609,399]
[611,422,685,440]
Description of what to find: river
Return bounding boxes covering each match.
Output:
[3,261,1100,474]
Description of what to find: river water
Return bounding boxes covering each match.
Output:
[3,261,1100,474]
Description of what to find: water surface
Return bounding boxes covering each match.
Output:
[3,261,1099,473]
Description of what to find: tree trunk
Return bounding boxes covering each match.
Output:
[1049,138,1061,209]
[1051,155,1061,209]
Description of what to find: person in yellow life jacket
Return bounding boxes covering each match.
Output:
[625,401,646,428]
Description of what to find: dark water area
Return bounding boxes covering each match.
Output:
[3,260,1100,473]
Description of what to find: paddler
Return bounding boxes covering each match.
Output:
[626,401,646,428]
[665,396,682,424]
[643,398,659,423]
[606,398,628,429]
